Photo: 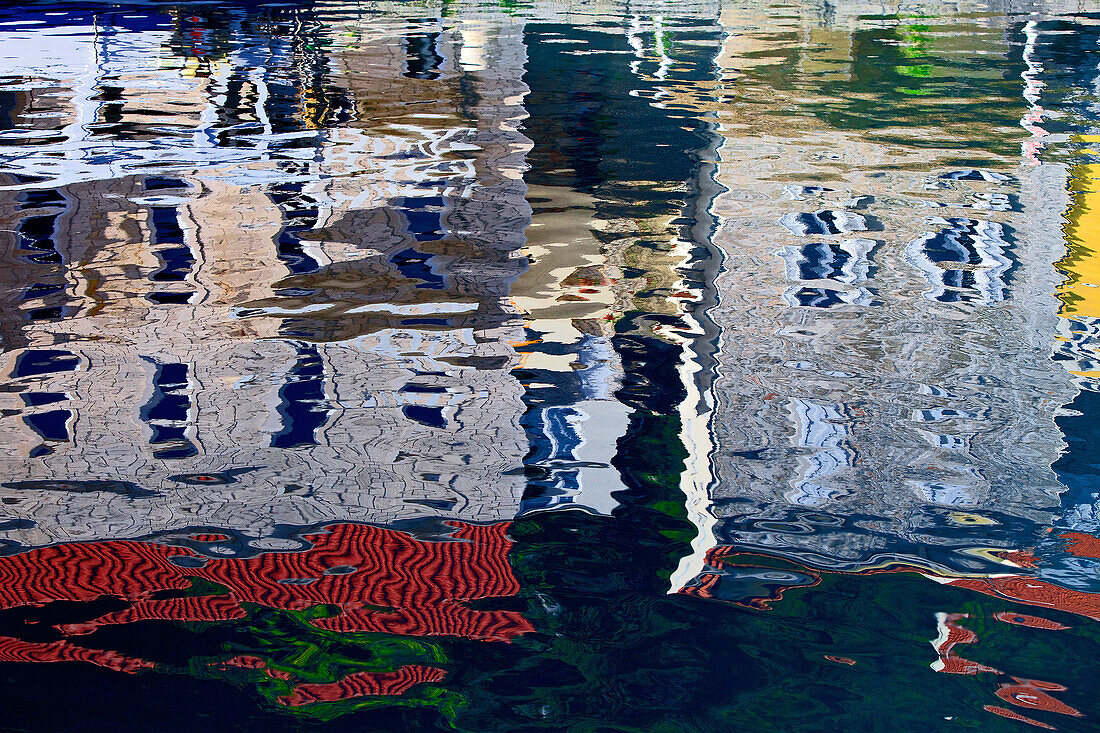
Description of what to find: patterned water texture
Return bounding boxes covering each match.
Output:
[0,1,1097,731]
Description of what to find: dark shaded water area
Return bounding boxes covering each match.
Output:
[0,1,1098,731]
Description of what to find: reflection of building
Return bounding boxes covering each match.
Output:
[510,185,630,515]
[1051,163,1100,551]
[0,9,548,715]
[0,10,534,549]
[506,12,728,518]
[674,4,1078,583]
[1032,22,1100,587]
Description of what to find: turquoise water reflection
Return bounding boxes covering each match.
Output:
[0,2,1096,731]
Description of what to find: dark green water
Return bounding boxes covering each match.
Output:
[0,2,1096,731]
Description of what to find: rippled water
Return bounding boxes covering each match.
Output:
[0,1,1097,731]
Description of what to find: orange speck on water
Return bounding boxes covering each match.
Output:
[824,655,856,665]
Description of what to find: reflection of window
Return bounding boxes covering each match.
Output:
[94,85,124,126]
[16,191,73,322]
[779,238,874,308]
[779,238,874,284]
[399,382,449,429]
[404,33,443,80]
[20,190,64,210]
[18,191,65,263]
[520,406,584,510]
[905,217,1012,304]
[148,206,195,306]
[21,391,71,457]
[11,350,78,379]
[391,248,444,289]
[392,196,446,289]
[783,286,870,309]
[23,408,71,443]
[780,210,867,236]
[17,214,61,265]
[144,177,188,191]
[271,345,329,449]
[398,196,445,241]
[786,399,854,506]
[150,207,192,280]
[141,361,197,459]
[270,181,320,274]
[0,89,18,130]
[10,351,77,459]
[402,404,446,428]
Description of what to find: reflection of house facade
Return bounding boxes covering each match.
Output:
[1050,157,1100,559]
[0,11,533,549]
[678,4,1078,580]
[1029,17,1100,589]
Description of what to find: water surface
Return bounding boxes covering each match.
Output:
[0,2,1097,731]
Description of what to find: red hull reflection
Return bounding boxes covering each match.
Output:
[0,521,532,706]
